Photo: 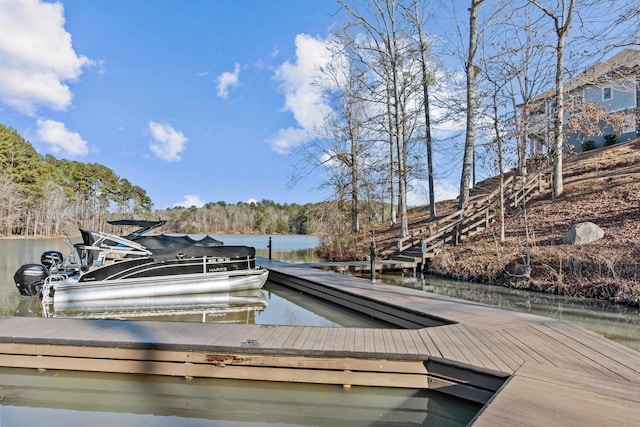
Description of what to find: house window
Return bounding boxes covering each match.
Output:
[602,86,612,101]
[548,101,557,119]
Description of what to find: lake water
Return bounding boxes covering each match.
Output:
[0,235,481,426]
[2,235,389,327]
[2,234,638,426]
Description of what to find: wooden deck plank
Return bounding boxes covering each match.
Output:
[424,327,471,365]
[290,326,313,350]
[522,324,618,378]
[381,329,399,354]
[526,322,632,381]
[474,373,640,427]
[494,328,552,366]
[342,328,356,352]
[281,326,305,348]
[464,326,525,373]
[453,324,509,372]
[363,329,375,353]
[265,325,298,350]
[310,326,328,351]
[539,321,640,382]
[415,329,443,358]
[353,328,365,353]
[387,329,408,354]
[443,324,500,371]
[321,327,339,351]
[330,327,346,352]
[393,329,417,355]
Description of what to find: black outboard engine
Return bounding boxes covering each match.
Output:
[14,264,50,297]
[41,250,64,272]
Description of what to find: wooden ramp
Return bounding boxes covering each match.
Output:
[0,262,638,426]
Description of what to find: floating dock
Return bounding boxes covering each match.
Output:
[0,261,638,425]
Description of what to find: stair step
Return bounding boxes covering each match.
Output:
[393,255,422,263]
[387,172,550,262]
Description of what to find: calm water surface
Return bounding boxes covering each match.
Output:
[0,235,480,426]
[2,234,638,426]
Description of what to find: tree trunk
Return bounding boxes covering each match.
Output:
[459,0,482,210]
[552,29,566,199]
[529,0,575,200]
[387,87,397,226]
[415,2,437,220]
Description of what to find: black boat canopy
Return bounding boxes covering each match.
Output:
[107,219,167,236]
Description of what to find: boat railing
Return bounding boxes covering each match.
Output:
[201,255,256,273]
[41,273,72,304]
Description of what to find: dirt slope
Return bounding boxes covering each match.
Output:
[380,139,640,305]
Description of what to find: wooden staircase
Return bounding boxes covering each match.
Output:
[386,170,552,268]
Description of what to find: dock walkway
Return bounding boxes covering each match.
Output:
[0,261,638,425]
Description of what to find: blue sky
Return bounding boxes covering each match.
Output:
[0,0,349,209]
[0,1,629,211]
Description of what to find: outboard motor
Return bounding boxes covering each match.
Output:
[41,250,64,272]
[14,264,49,297]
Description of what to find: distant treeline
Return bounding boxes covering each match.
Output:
[156,200,330,235]
[1,124,153,237]
[1,124,377,238]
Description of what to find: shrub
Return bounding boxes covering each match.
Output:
[603,134,617,146]
[582,140,597,151]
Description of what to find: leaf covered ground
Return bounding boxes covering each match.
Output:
[352,139,640,305]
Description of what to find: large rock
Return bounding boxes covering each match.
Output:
[562,222,604,245]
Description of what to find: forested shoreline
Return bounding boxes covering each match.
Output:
[1,124,369,238]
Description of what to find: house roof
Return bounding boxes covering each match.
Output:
[529,48,640,103]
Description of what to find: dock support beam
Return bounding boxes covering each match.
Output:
[370,240,376,283]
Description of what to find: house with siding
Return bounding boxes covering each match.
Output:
[526,49,639,152]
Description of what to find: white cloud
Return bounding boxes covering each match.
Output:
[269,33,333,154]
[173,194,205,208]
[216,63,240,99]
[247,198,258,205]
[407,179,459,207]
[0,0,92,115]
[148,121,188,162]
[266,127,309,155]
[35,119,88,156]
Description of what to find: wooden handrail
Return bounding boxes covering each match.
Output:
[390,170,551,260]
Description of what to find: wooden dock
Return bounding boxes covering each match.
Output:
[307,259,417,274]
[0,261,638,425]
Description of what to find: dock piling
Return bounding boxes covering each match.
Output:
[370,240,376,283]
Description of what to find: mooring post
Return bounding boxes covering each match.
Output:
[370,240,376,283]
[268,236,272,260]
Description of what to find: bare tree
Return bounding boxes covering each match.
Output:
[338,0,412,238]
[528,0,575,200]
[458,0,484,210]
[320,43,370,232]
[0,173,28,235]
[404,0,438,219]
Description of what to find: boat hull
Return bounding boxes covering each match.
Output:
[44,289,268,322]
[49,268,269,304]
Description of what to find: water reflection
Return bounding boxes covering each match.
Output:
[378,272,640,352]
[12,282,395,328]
[39,289,268,323]
[0,367,481,427]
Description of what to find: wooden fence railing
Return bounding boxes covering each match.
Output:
[384,171,551,263]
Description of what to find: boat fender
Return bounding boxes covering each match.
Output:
[14,264,50,297]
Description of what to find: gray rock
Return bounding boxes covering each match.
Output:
[562,222,604,245]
